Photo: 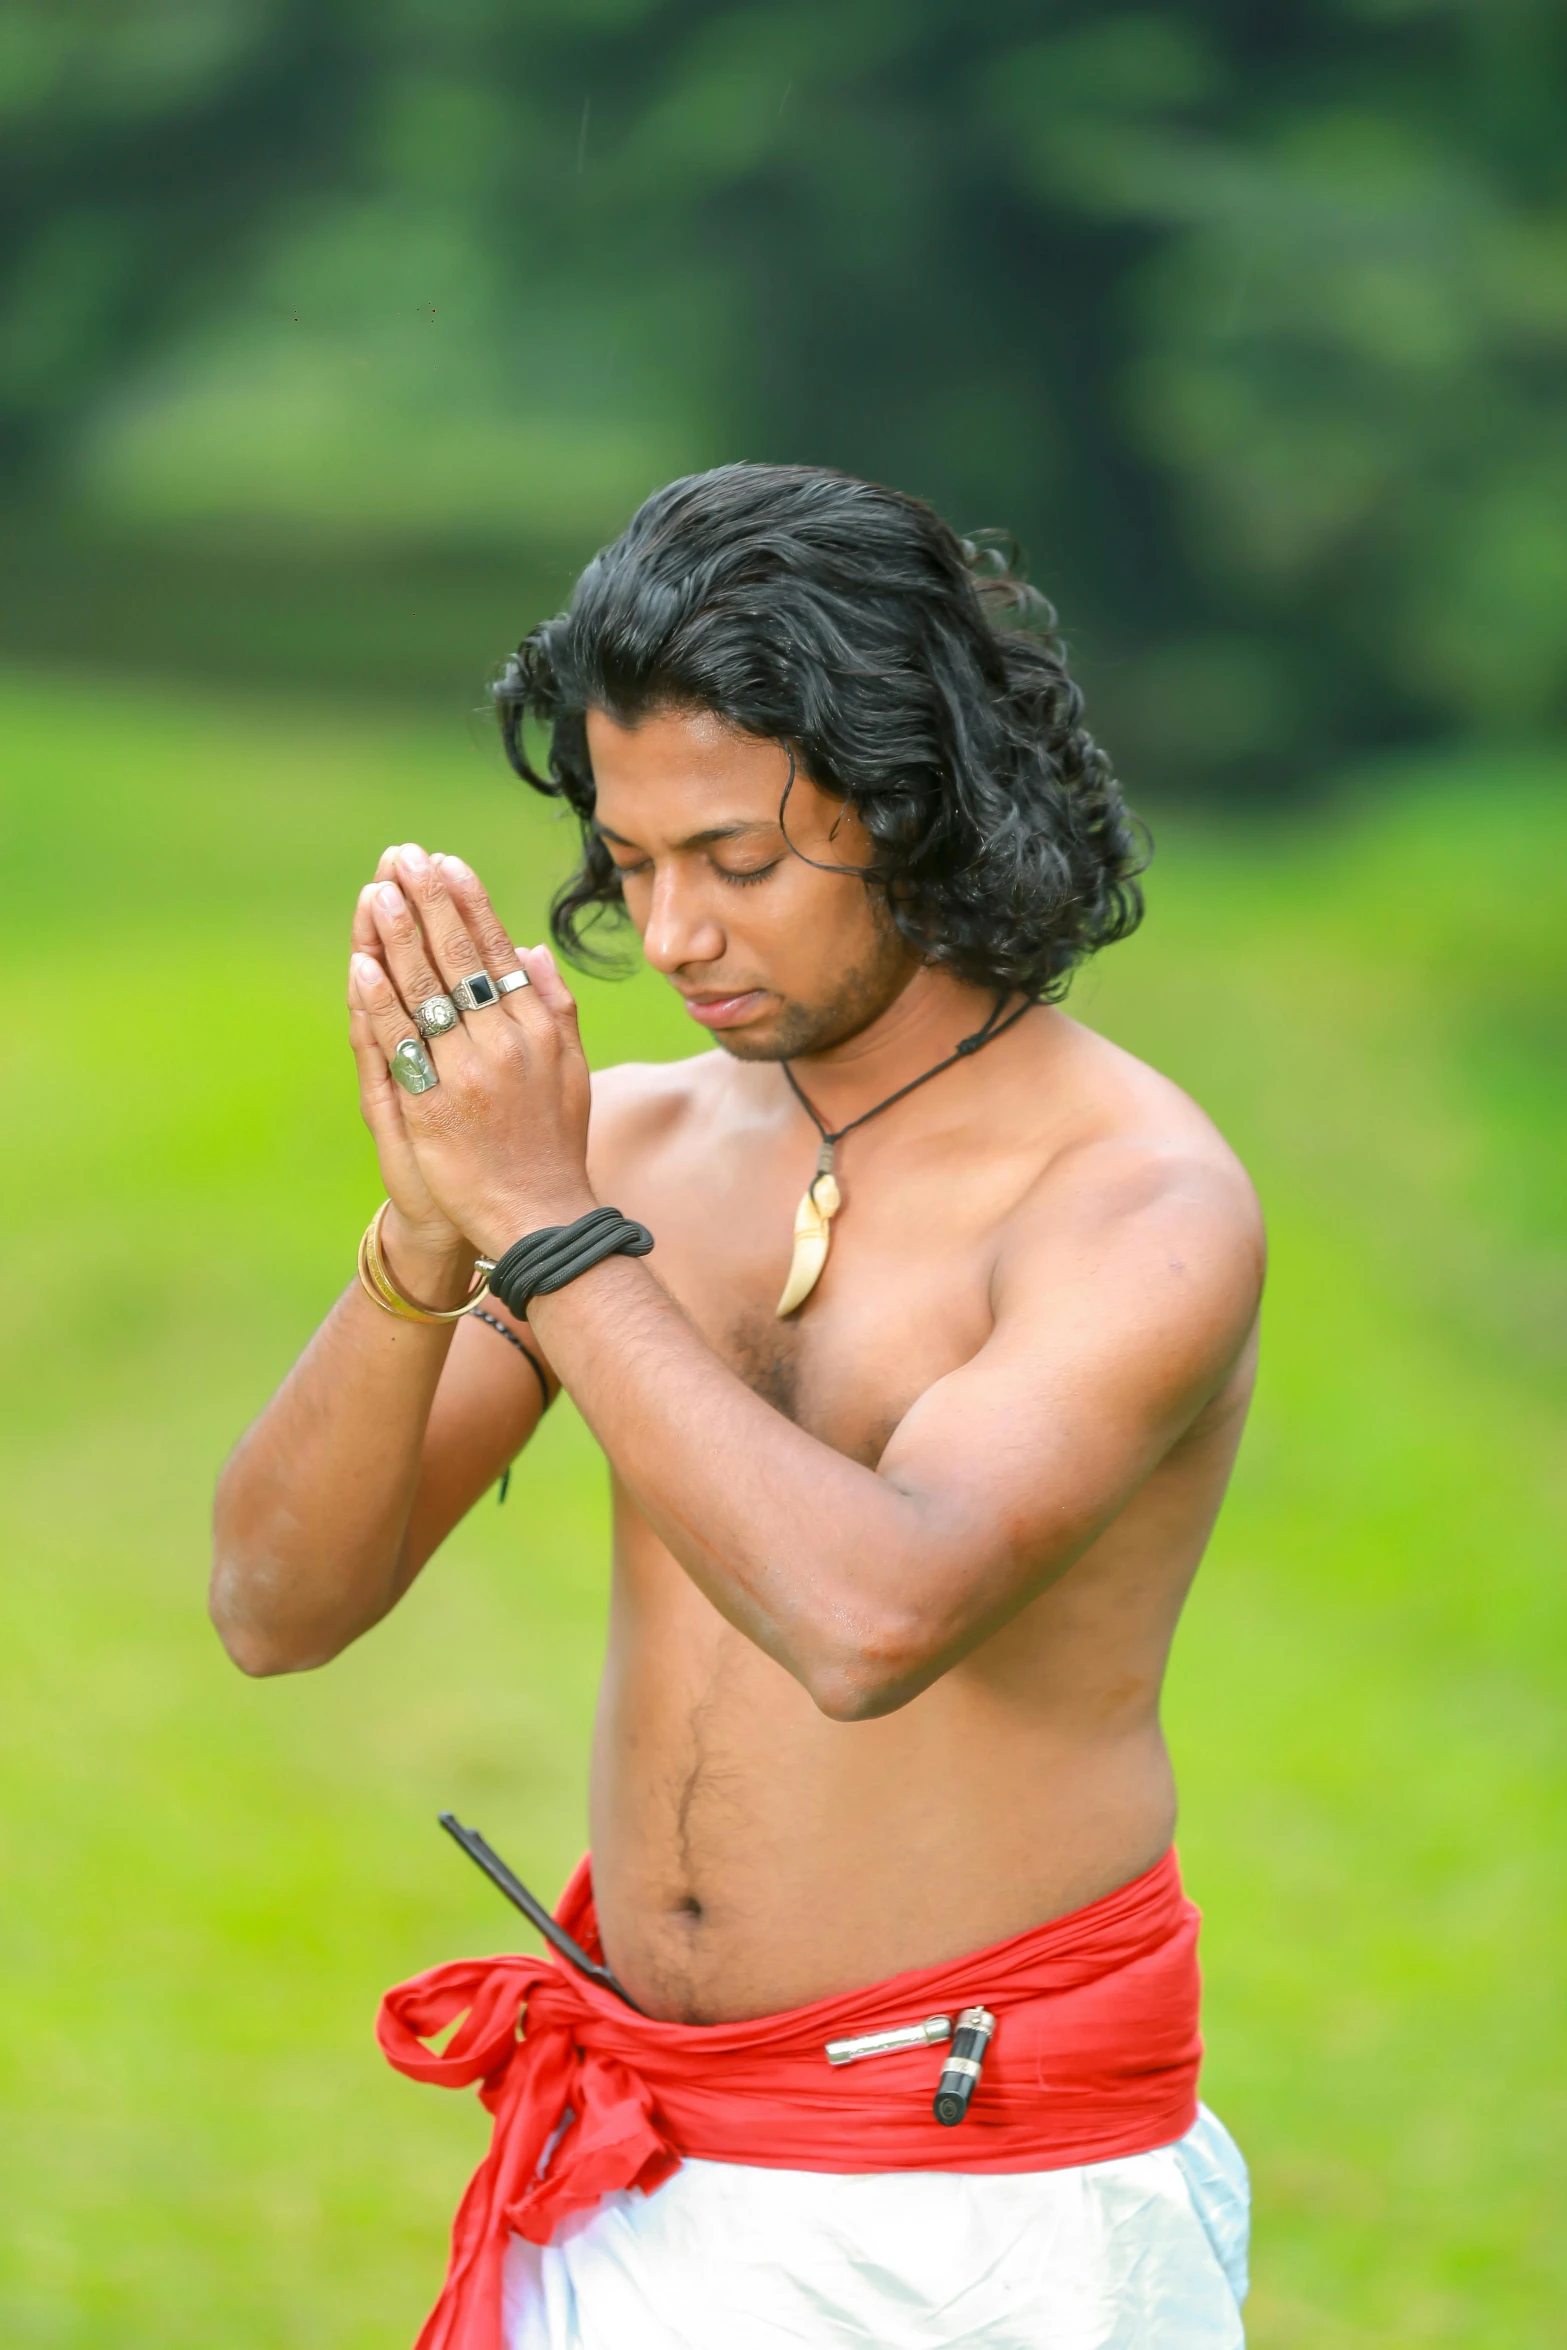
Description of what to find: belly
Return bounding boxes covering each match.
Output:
[586,1541,1178,2023]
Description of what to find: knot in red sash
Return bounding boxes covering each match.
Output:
[377,1949,681,2263]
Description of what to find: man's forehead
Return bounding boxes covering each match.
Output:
[595,813,777,852]
[586,704,792,841]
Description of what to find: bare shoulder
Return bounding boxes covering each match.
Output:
[998,1012,1266,1346]
[1022,1011,1259,1215]
[587,1050,723,1171]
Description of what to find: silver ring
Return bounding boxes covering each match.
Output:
[389,1037,440,1094]
[496,968,530,996]
[452,970,501,1012]
[414,993,459,1038]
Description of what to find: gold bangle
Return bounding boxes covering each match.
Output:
[356,1227,417,1319]
[362,1205,421,1315]
[355,1202,490,1324]
[359,1204,488,1322]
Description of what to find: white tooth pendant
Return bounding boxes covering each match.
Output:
[775,1147,842,1318]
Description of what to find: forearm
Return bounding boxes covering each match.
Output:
[528,1256,941,1716]
[211,1243,467,1674]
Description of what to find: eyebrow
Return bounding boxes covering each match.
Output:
[595,819,777,853]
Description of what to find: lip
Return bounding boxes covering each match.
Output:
[679,989,768,1030]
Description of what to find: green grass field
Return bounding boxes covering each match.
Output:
[1,664,1562,2347]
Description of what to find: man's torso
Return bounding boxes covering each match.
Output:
[576,1008,1257,2022]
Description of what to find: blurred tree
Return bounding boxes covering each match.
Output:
[2,0,1563,788]
[0,2,368,479]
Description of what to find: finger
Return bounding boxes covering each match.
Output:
[348,994,410,1132]
[433,854,522,978]
[351,952,438,1095]
[369,842,424,892]
[352,880,392,962]
[390,845,492,996]
[368,879,449,1019]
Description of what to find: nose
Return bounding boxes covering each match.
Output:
[639,863,726,976]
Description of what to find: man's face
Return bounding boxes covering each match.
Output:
[585,705,917,1061]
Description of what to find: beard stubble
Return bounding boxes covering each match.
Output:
[715,907,918,1064]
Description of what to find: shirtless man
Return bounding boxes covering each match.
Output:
[212,464,1264,2349]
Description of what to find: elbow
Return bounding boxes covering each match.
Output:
[810,1675,913,1725]
[208,1591,297,1678]
[804,1611,946,1724]
[214,1627,302,1679]
[221,1638,295,1680]
[207,1556,330,1679]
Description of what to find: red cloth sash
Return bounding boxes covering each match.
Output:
[377,1849,1202,2350]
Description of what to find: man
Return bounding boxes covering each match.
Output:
[212,464,1263,2349]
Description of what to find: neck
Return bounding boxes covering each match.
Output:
[788,967,1013,1129]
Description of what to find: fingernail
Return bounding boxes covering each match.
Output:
[439,853,474,880]
[378,882,405,913]
[351,953,383,989]
[399,843,429,872]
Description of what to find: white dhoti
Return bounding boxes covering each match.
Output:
[502,2103,1249,2349]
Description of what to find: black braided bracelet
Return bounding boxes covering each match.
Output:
[487,1205,654,1319]
[471,1311,553,1414]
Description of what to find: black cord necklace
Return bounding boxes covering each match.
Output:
[774,992,1036,1316]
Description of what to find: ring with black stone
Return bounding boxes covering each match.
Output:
[414,993,460,1039]
[452,971,501,1012]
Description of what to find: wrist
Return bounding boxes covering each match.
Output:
[379,1208,480,1313]
[486,1202,653,1325]
[474,1186,600,1261]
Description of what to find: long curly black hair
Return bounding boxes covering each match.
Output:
[494,463,1146,1000]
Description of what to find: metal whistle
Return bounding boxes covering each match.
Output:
[826,2013,953,2067]
[933,2005,996,2125]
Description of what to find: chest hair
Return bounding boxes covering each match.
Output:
[724,1310,803,1423]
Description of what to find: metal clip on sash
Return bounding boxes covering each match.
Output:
[933,2004,996,2124]
[825,2014,952,2066]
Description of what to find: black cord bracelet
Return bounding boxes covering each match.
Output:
[471,1311,553,1415]
[487,1206,654,1319]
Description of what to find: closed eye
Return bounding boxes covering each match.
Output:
[604,853,779,887]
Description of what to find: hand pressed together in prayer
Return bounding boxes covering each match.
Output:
[347,844,596,1291]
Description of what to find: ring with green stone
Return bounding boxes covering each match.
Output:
[390,1037,440,1095]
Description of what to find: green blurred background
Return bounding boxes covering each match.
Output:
[1,4,1563,2345]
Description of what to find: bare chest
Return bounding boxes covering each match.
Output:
[595,1111,1032,1462]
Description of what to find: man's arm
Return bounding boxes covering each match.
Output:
[210,1249,552,1676]
[210,859,562,1677]
[526,1139,1263,1719]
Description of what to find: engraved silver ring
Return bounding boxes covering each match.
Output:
[389,1037,440,1095]
[414,993,459,1039]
